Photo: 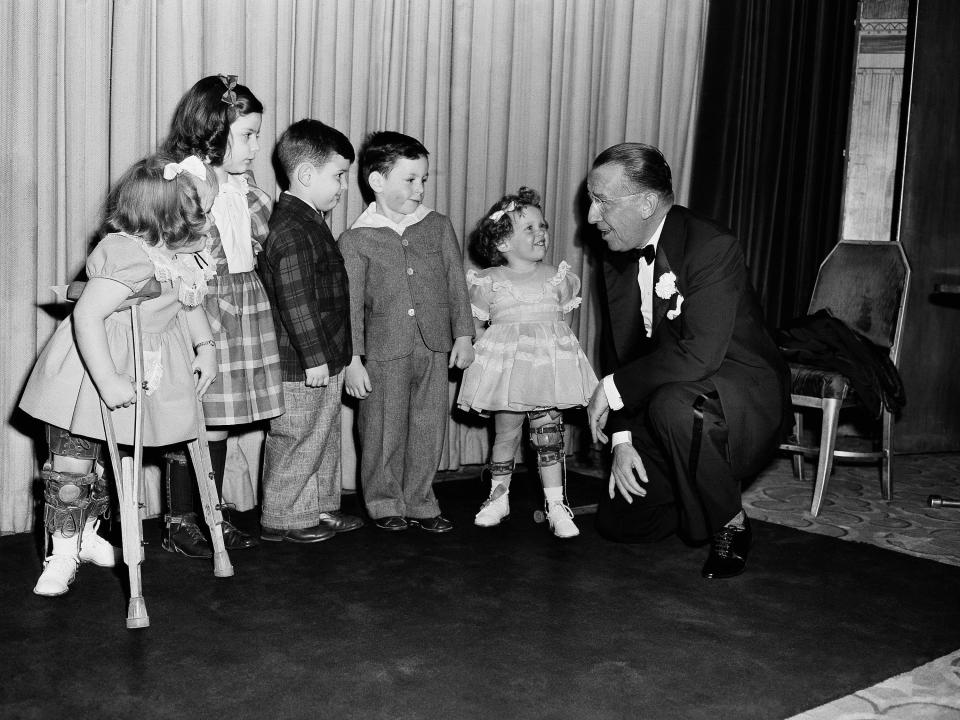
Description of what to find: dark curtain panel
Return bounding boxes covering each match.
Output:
[689,0,858,328]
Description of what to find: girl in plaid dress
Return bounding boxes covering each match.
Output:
[159,75,284,556]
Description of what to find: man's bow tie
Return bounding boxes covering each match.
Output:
[626,244,656,265]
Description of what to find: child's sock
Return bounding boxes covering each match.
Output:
[543,485,564,505]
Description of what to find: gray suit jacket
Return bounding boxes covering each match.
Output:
[339,211,474,361]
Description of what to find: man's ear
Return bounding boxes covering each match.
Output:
[639,191,661,220]
[367,170,386,194]
[295,162,313,187]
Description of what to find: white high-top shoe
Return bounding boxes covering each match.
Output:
[34,532,80,597]
[546,501,580,539]
[78,519,116,567]
[474,485,510,527]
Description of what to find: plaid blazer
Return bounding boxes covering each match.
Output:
[258,193,352,380]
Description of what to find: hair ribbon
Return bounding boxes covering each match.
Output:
[219,74,238,107]
[163,155,208,181]
[489,200,516,222]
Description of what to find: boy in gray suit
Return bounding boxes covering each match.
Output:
[341,131,474,532]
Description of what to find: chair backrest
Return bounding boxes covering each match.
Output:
[807,240,911,364]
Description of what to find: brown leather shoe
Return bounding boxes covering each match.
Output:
[260,524,336,543]
[317,511,364,533]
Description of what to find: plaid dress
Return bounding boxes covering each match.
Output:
[201,173,284,425]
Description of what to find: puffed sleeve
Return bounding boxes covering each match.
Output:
[85,234,157,293]
[554,261,582,313]
[466,268,494,322]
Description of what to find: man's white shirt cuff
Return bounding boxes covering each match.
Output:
[602,374,624,411]
[611,431,632,448]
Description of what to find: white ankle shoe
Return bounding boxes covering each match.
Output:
[475,489,510,527]
[34,554,79,597]
[79,531,116,567]
[546,501,580,539]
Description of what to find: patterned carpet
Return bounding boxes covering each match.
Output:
[553,451,960,718]
[742,454,960,568]
[741,453,960,719]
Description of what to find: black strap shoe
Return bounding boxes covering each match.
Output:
[701,516,752,579]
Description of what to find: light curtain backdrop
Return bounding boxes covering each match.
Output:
[0,0,708,533]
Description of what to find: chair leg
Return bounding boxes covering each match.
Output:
[810,398,842,517]
[881,408,893,501]
[791,411,805,481]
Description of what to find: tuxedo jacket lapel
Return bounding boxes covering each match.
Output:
[651,208,686,335]
[651,252,671,333]
[603,252,647,364]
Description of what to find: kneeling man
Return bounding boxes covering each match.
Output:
[586,143,789,579]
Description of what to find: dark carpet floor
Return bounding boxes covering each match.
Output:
[2,472,959,720]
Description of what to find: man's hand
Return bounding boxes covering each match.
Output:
[587,383,610,444]
[345,356,371,399]
[305,363,330,388]
[609,443,648,503]
[449,336,475,369]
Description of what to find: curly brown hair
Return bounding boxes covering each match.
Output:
[470,187,543,267]
[103,153,211,250]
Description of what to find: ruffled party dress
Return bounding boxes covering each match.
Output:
[457,261,598,414]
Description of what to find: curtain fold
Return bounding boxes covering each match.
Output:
[1,0,707,533]
[689,0,858,330]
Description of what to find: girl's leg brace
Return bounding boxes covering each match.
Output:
[41,426,109,539]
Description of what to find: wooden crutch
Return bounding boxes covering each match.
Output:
[63,280,157,629]
[185,395,233,578]
[95,290,153,630]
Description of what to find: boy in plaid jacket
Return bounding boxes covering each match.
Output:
[257,119,363,542]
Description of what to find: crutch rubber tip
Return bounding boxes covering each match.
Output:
[126,598,149,629]
[213,553,235,578]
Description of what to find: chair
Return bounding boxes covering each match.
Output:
[779,240,910,516]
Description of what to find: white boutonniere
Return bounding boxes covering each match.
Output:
[655,271,685,320]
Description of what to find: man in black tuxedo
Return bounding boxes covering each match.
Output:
[585,143,789,579]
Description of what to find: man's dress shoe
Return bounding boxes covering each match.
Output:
[701,516,752,579]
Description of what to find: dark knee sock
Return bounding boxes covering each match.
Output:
[164,450,194,516]
[207,439,228,501]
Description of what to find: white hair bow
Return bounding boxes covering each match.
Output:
[489,201,516,222]
[163,155,208,181]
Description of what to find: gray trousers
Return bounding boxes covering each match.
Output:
[359,337,446,520]
[260,373,344,530]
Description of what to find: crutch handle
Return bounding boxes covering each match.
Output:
[65,278,162,306]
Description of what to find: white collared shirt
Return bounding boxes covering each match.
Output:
[350,201,431,234]
[604,215,667,448]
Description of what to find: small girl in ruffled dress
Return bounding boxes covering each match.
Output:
[20,153,220,595]
[458,187,599,538]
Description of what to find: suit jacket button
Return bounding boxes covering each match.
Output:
[408,308,416,316]
[407,268,414,275]
[401,239,409,246]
